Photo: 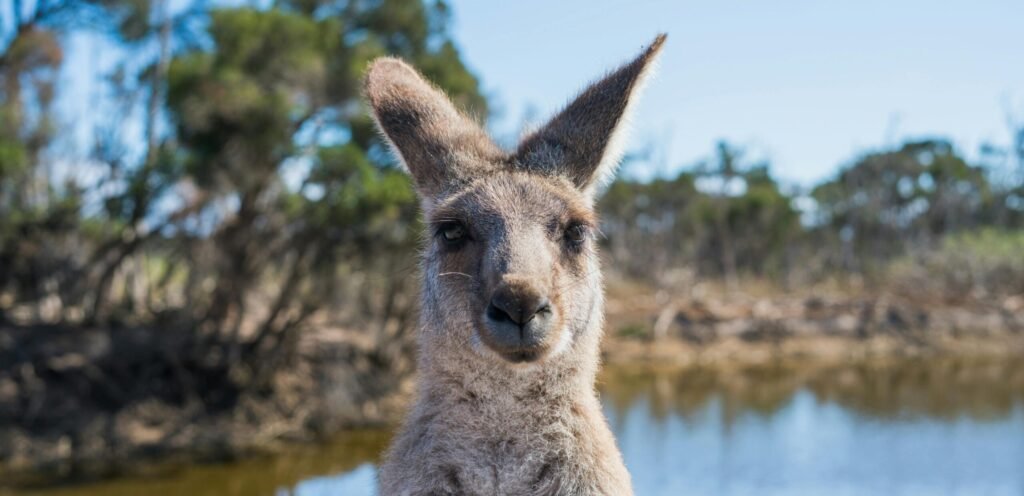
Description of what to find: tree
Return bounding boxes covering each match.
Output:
[812,140,990,272]
[0,1,83,315]
[1,0,488,390]
[155,1,486,377]
[599,141,798,285]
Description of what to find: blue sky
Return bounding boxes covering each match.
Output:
[447,0,1024,185]
[43,0,1024,190]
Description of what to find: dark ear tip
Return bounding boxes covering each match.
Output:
[646,33,668,58]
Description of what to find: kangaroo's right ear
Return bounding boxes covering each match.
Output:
[515,34,666,199]
[364,58,501,200]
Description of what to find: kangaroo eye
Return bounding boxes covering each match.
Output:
[564,223,589,247]
[438,222,467,245]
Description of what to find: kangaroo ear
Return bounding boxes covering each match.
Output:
[364,58,502,199]
[515,34,666,197]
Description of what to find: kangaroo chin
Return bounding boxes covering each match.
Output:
[365,34,666,495]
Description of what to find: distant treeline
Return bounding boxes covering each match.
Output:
[2,0,1023,364]
[601,139,1024,295]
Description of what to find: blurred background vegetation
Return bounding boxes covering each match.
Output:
[1,0,468,378]
[1,0,1024,485]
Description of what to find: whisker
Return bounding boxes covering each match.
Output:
[439,271,474,279]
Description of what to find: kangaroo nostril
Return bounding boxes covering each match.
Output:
[487,302,512,323]
[521,297,550,324]
[488,291,522,325]
[488,289,550,327]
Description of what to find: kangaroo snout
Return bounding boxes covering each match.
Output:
[481,277,554,362]
[487,287,550,326]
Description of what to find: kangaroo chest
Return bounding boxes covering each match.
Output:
[420,394,584,494]
[442,436,562,495]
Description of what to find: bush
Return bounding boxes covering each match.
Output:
[888,229,1024,300]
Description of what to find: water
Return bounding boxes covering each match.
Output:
[7,358,1024,495]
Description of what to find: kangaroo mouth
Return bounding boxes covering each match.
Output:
[477,319,553,364]
[478,330,549,363]
[498,348,543,363]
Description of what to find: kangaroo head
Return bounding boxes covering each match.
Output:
[365,35,665,366]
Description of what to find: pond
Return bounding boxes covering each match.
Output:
[7,357,1024,496]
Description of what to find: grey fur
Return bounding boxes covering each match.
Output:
[365,34,666,495]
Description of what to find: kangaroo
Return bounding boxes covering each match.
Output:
[365,34,666,496]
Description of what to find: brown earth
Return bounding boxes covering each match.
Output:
[3,284,1023,487]
[602,282,1024,365]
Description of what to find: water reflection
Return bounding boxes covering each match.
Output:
[2,431,390,496]
[5,357,1024,495]
[601,357,1024,425]
[604,358,1024,496]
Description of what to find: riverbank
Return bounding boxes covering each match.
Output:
[5,355,1024,496]
[602,282,1024,365]
[3,286,1023,489]
[0,323,411,487]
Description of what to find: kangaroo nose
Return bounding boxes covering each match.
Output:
[481,279,555,361]
[487,285,551,326]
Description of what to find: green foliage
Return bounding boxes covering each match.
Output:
[152,2,486,348]
[0,26,62,195]
[299,143,419,243]
[616,323,650,341]
[0,139,28,176]
[941,228,1024,267]
[813,140,990,235]
[888,228,1024,298]
[810,140,995,273]
[166,8,331,186]
[0,0,485,355]
[96,0,154,41]
[600,143,799,282]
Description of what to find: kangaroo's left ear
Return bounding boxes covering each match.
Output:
[364,57,502,201]
[515,34,666,198]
